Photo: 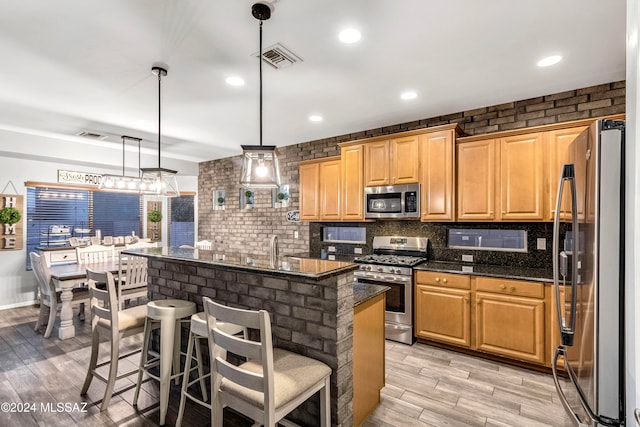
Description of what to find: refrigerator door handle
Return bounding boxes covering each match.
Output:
[553,164,578,346]
[554,346,624,427]
[552,347,588,427]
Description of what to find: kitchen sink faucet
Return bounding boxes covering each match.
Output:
[269,235,279,268]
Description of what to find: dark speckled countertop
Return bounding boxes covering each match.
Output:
[414,261,553,283]
[353,283,390,306]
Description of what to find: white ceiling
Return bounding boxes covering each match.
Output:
[0,0,626,167]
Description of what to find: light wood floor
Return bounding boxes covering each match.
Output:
[0,305,572,426]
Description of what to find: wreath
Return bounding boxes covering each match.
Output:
[147,210,162,223]
[0,207,21,225]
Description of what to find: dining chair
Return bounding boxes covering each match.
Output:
[117,253,149,310]
[90,236,101,245]
[30,252,89,338]
[195,240,213,250]
[76,244,115,264]
[203,297,332,427]
[125,241,159,249]
[80,269,147,411]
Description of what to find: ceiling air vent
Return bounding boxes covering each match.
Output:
[255,43,302,69]
[75,131,108,140]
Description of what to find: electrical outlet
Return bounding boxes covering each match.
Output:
[354,247,363,254]
[462,254,473,263]
[537,238,546,250]
[294,231,299,239]
[328,246,336,252]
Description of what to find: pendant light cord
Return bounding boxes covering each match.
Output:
[259,20,263,148]
[157,70,162,168]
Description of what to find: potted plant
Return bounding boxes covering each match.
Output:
[147,209,162,223]
[0,207,21,225]
[275,191,289,208]
[217,196,225,206]
[244,190,254,208]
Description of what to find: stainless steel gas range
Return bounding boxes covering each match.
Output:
[354,236,428,345]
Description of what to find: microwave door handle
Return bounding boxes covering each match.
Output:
[553,164,577,346]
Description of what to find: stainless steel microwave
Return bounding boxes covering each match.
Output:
[364,184,420,219]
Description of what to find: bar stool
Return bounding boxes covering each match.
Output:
[176,312,247,427]
[133,299,196,426]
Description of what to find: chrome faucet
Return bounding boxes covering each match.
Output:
[269,235,279,268]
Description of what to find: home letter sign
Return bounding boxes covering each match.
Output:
[0,194,24,251]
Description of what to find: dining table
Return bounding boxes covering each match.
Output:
[49,260,121,340]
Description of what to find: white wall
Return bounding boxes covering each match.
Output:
[0,130,198,310]
[627,0,639,423]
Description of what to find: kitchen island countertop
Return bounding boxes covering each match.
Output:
[122,246,357,280]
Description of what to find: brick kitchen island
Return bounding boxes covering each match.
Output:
[124,247,386,427]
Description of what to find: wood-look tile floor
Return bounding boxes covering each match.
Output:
[0,305,572,427]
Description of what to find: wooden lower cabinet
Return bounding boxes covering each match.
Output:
[353,293,386,426]
[415,272,552,367]
[415,284,471,347]
[475,291,546,364]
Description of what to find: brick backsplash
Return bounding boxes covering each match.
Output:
[198,81,625,260]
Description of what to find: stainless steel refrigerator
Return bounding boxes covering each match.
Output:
[552,119,625,426]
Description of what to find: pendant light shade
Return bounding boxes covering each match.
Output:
[140,65,179,197]
[239,2,282,189]
[99,136,144,193]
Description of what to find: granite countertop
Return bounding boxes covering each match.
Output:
[123,247,358,280]
[353,282,390,307]
[414,261,553,283]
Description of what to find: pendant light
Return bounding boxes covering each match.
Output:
[99,136,144,192]
[140,65,180,197]
[239,2,282,189]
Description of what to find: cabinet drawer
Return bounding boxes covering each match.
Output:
[475,277,544,298]
[49,250,77,264]
[415,271,470,290]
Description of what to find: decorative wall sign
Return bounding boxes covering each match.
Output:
[286,210,300,222]
[58,170,103,186]
[146,200,162,242]
[0,194,24,250]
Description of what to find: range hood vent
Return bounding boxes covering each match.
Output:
[254,43,302,69]
[76,131,108,140]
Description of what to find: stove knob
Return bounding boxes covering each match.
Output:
[366,266,372,271]
[377,267,384,272]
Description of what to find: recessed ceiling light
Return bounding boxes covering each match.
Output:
[339,28,361,44]
[309,115,323,122]
[401,91,418,100]
[537,55,562,67]
[225,76,245,86]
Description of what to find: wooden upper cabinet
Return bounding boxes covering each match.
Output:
[390,136,420,184]
[341,144,364,220]
[457,139,497,220]
[364,140,390,186]
[545,127,587,221]
[319,159,341,220]
[364,137,419,186]
[419,130,455,221]
[499,133,544,220]
[299,162,320,221]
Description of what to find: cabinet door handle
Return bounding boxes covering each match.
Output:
[442,278,448,283]
[477,300,482,306]
[465,297,470,304]
[500,284,506,290]
[510,286,516,292]
[435,277,440,282]
[502,211,506,214]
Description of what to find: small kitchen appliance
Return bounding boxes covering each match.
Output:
[364,184,420,219]
[354,236,428,344]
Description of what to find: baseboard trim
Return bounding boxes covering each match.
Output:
[0,300,38,311]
